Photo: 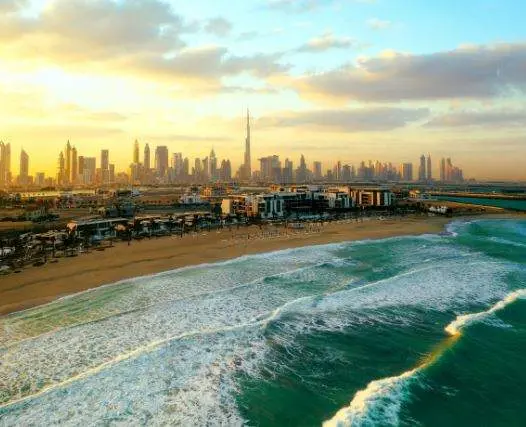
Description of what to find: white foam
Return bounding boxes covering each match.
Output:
[445,289,526,336]
[324,368,420,427]
[1,223,522,425]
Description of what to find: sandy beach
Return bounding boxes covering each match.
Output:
[0,216,455,316]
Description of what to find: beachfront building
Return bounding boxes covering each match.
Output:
[66,218,128,242]
[350,188,394,207]
[251,194,285,219]
[312,189,352,210]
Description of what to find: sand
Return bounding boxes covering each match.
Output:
[0,216,454,316]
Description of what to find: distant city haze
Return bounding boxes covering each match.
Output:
[1,0,525,181]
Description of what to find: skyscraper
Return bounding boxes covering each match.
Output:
[440,158,446,181]
[78,156,85,178]
[244,109,251,180]
[144,144,151,170]
[446,158,453,181]
[426,155,432,181]
[133,140,140,164]
[418,154,426,182]
[83,157,96,185]
[57,151,65,185]
[0,141,10,187]
[209,148,217,180]
[101,149,109,184]
[155,146,169,178]
[313,161,322,181]
[19,149,29,186]
[65,140,72,184]
[401,163,413,181]
[71,146,78,183]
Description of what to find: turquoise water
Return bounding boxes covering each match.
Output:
[1,219,525,426]
[436,195,526,211]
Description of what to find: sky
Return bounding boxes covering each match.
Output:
[1,0,525,180]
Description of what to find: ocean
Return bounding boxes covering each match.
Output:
[1,219,525,426]
[435,195,526,211]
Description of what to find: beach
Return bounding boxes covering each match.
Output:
[0,216,449,315]
[2,216,525,426]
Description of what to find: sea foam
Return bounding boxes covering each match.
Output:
[445,289,526,336]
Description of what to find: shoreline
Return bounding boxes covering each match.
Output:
[1,213,523,316]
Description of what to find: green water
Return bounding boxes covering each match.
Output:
[436,195,526,211]
[1,219,525,426]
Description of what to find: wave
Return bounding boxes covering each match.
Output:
[323,333,461,427]
[445,289,526,336]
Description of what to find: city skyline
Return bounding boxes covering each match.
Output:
[1,0,525,180]
[1,136,466,187]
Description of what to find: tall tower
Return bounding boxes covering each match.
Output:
[209,148,217,181]
[65,140,72,184]
[0,141,5,187]
[144,144,150,170]
[57,151,65,185]
[426,154,432,181]
[133,140,140,164]
[71,146,78,183]
[244,109,251,180]
[418,154,426,182]
[19,149,29,186]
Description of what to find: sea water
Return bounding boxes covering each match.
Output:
[1,219,525,426]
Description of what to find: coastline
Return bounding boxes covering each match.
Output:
[0,214,522,316]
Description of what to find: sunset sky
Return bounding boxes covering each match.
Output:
[1,0,525,180]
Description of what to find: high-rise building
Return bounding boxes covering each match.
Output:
[440,158,446,181]
[101,150,109,171]
[172,153,184,178]
[155,146,169,178]
[0,141,11,187]
[71,146,78,183]
[333,161,342,182]
[19,149,29,186]
[426,155,432,181]
[64,140,72,184]
[446,158,453,181]
[209,148,217,180]
[144,144,151,170]
[401,163,413,181]
[342,164,352,182]
[259,155,280,181]
[100,150,109,184]
[35,172,45,187]
[109,164,115,184]
[296,155,308,183]
[57,151,65,185]
[183,157,190,177]
[220,159,232,181]
[83,157,96,185]
[244,109,251,180]
[78,156,85,178]
[418,154,426,181]
[313,161,322,181]
[283,158,293,183]
[133,140,140,164]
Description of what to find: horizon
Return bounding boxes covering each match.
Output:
[1,0,525,181]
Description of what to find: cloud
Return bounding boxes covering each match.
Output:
[265,0,318,12]
[296,32,364,53]
[425,108,526,128]
[204,17,233,37]
[0,0,27,13]
[293,43,526,102]
[264,0,373,13]
[257,107,429,131]
[366,18,392,29]
[0,0,188,59]
[0,0,288,88]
